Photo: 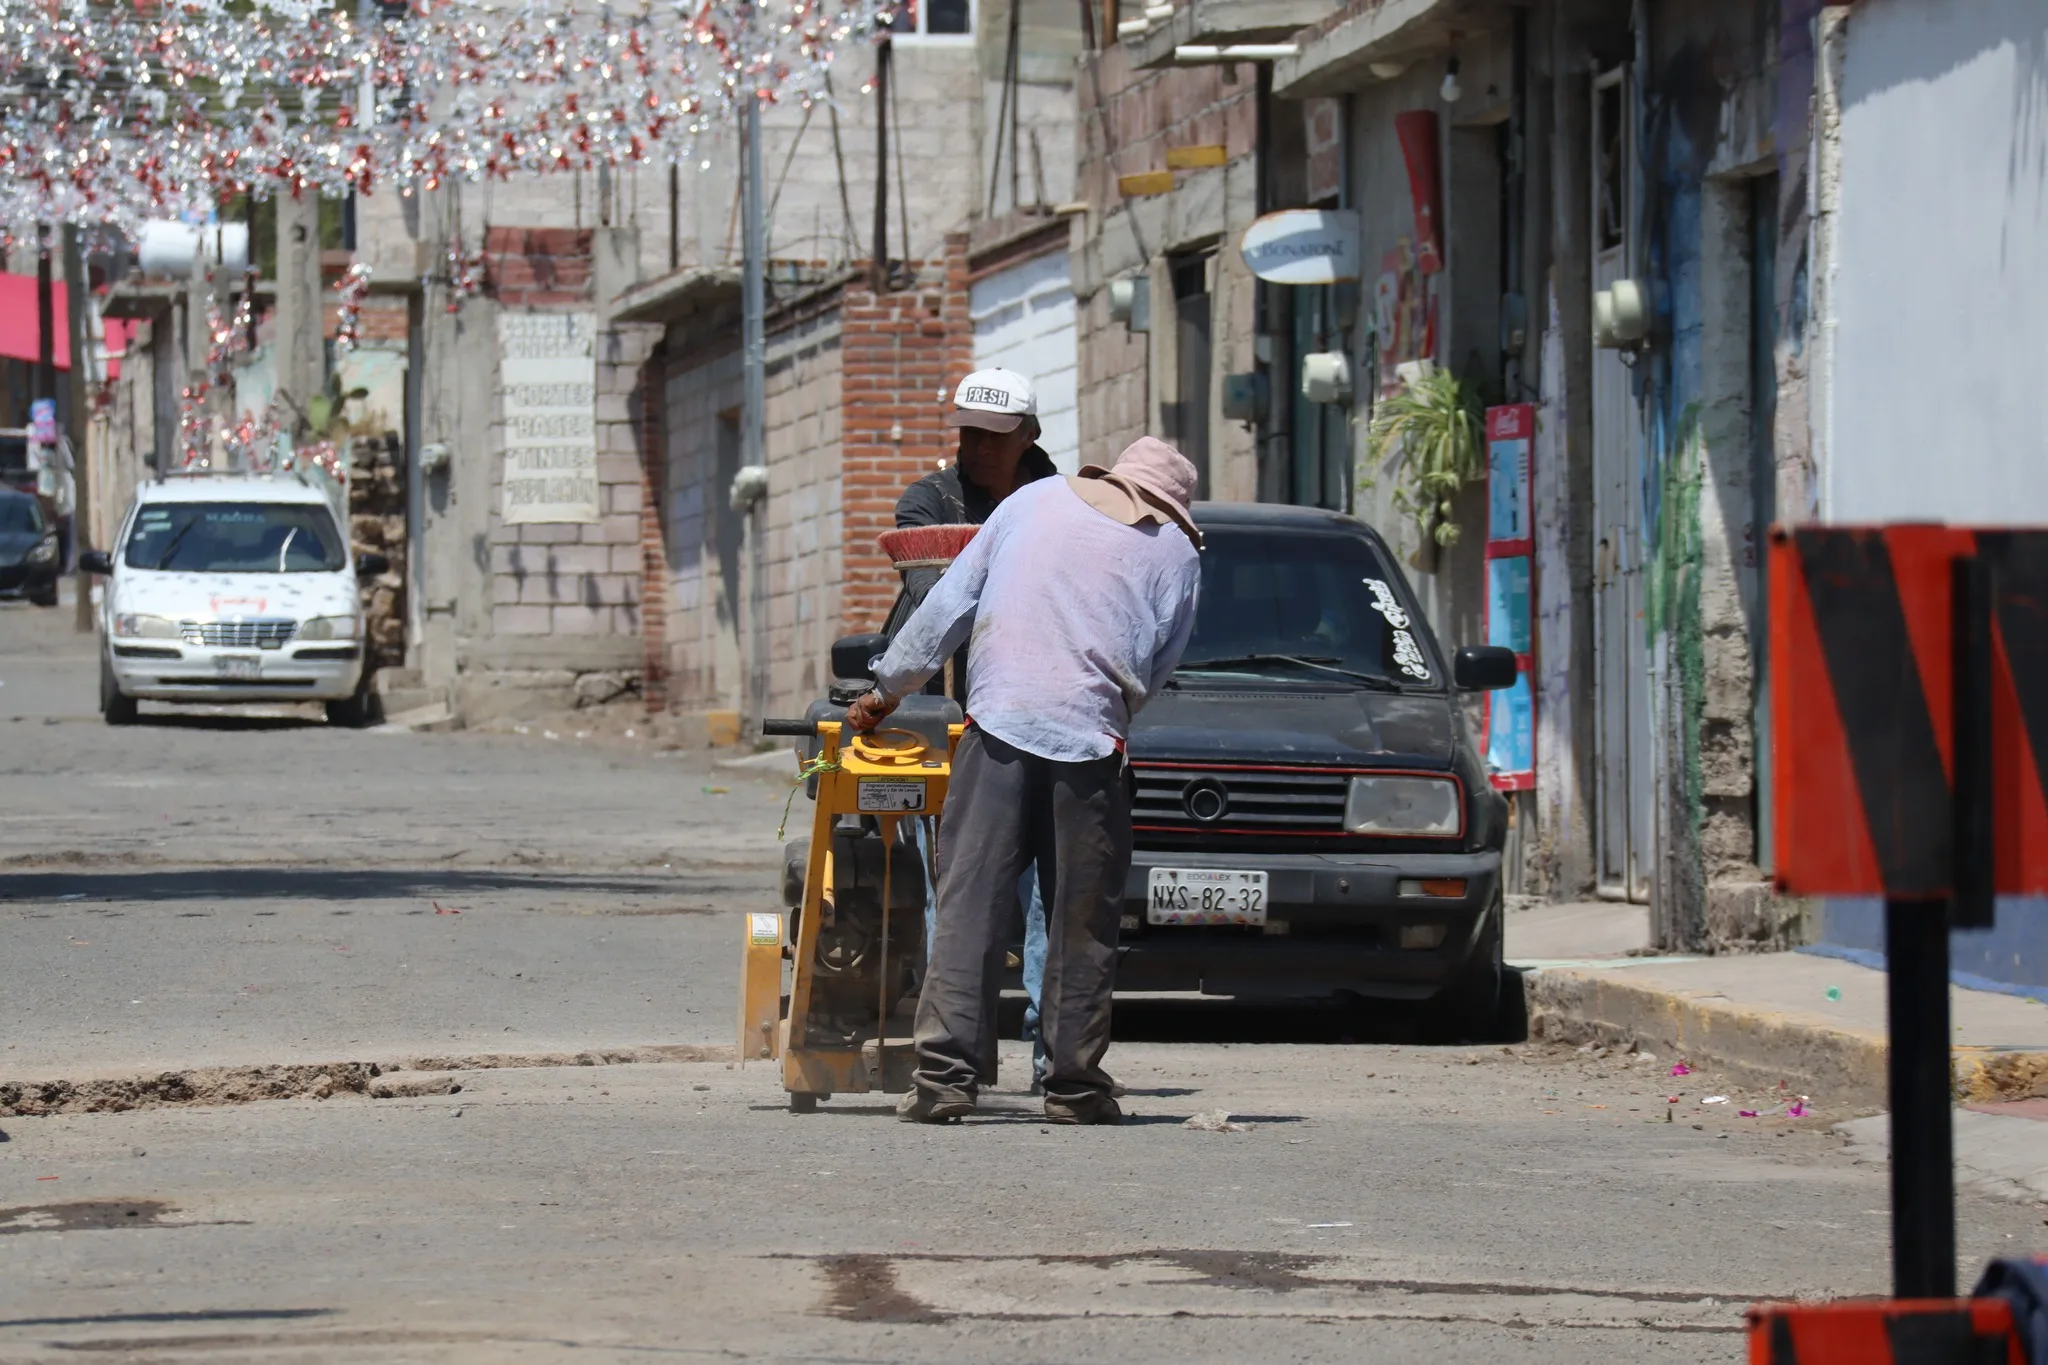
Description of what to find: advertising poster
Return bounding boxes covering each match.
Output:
[500,312,600,525]
[1483,403,1538,791]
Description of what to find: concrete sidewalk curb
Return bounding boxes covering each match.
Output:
[1526,968,2048,1114]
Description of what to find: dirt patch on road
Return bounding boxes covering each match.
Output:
[0,1200,183,1234]
[0,1045,732,1116]
[819,1254,949,1324]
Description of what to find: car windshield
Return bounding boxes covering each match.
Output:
[0,496,42,534]
[124,502,346,573]
[1179,527,1438,687]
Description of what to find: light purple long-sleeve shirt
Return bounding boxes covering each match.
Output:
[873,477,1201,762]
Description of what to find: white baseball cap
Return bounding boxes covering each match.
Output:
[947,367,1037,433]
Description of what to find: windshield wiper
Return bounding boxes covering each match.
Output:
[154,518,199,570]
[1176,653,1406,692]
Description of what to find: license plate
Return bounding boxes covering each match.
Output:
[214,654,261,680]
[1146,868,1269,926]
[856,779,926,813]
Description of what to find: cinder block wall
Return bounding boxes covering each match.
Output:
[483,227,650,644]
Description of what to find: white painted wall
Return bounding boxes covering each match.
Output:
[1827,0,2048,522]
[970,249,1079,472]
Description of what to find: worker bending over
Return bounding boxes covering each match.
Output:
[849,437,1203,1125]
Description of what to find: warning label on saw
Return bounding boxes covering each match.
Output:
[857,780,926,813]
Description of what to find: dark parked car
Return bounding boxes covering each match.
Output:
[819,500,1517,1039]
[1115,502,1514,1037]
[0,485,61,607]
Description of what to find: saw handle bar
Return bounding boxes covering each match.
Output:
[761,718,817,737]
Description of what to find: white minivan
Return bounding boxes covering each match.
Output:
[82,474,384,727]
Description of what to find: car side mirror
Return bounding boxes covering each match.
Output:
[355,552,391,577]
[1453,645,1518,691]
[831,632,891,682]
[78,549,113,575]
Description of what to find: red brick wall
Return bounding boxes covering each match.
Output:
[484,227,594,308]
[836,234,974,634]
[636,344,670,713]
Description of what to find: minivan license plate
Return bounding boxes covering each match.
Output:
[1147,868,1268,926]
[214,654,261,681]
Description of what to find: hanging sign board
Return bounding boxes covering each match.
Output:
[499,312,600,525]
[29,398,58,446]
[1482,404,1538,792]
[1239,209,1361,285]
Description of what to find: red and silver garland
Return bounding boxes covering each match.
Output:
[0,0,891,232]
[332,261,373,353]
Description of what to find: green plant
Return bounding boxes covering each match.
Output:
[1363,364,1487,547]
[303,371,371,444]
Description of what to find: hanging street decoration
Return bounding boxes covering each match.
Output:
[0,0,892,232]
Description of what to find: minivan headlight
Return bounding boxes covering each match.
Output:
[1344,775,1461,836]
[113,613,179,639]
[25,536,57,564]
[299,615,361,641]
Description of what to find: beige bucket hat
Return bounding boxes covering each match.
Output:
[1068,436,1203,547]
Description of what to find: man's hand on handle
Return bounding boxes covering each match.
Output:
[846,689,900,734]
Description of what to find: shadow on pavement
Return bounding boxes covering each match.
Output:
[0,1309,334,1331]
[0,866,756,904]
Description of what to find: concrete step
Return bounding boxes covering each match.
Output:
[374,687,440,717]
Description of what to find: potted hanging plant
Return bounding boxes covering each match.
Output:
[1363,362,1487,555]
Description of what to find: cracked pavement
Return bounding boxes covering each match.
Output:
[3,603,2043,1363]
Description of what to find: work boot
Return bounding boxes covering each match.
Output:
[1042,1092,1122,1126]
[896,1088,975,1124]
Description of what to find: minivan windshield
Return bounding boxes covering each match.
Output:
[124,502,346,573]
[1178,528,1438,688]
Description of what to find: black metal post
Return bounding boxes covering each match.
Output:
[1884,896,1955,1298]
[36,223,55,404]
[1951,554,1994,929]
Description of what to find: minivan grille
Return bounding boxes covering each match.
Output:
[182,619,298,649]
[1132,764,1351,833]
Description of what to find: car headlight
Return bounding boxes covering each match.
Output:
[113,613,180,639]
[1344,775,1462,836]
[299,615,361,642]
[25,536,56,565]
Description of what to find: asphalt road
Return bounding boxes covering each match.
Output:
[3,600,2042,1363]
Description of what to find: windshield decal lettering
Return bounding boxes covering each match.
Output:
[1391,629,1431,681]
[1363,578,1410,629]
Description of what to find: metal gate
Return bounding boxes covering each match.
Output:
[1591,65,1653,902]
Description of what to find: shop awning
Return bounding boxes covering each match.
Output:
[0,273,72,370]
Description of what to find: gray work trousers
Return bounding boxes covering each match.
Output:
[913,726,1130,1109]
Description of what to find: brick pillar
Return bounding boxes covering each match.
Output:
[636,344,670,713]
[837,233,974,635]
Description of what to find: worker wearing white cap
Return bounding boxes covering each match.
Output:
[893,367,1058,535]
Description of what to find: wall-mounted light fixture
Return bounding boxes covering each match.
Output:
[1593,278,1652,349]
[1439,53,1462,104]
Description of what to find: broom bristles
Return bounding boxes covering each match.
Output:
[878,524,980,567]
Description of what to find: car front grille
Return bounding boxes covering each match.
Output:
[1132,765,1352,833]
[181,619,298,649]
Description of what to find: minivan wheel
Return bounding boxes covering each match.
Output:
[1422,891,1504,1044]
[100,654,139,726]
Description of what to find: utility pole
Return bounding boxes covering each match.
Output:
[741,88,768,733]
[63,227,92,632]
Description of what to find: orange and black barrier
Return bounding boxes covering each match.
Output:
[1770,526,2047,1305]
[1748,1298,2025,1365]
